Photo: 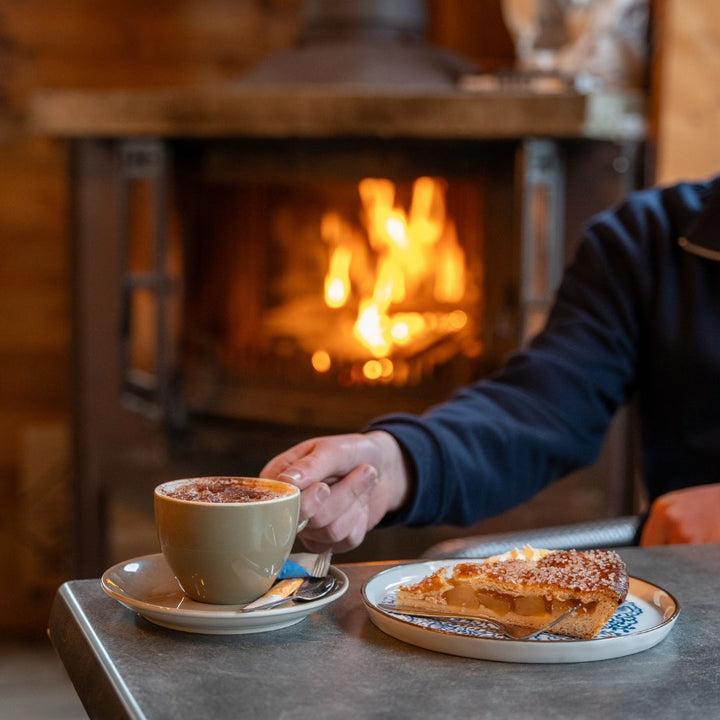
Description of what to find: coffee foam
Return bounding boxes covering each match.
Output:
[159,477,295,504]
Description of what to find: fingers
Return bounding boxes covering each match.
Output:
[297,481,331,521]
[260,431,409,554]
[299,503,372,554]
[261,434,361,490]
[260,439,322,489]
[305,464,378,528]
[297,464,379,553]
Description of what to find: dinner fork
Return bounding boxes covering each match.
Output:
[377,602,582,640]
[311,549,333,578]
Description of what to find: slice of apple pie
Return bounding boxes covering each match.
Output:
[395,546,629,639]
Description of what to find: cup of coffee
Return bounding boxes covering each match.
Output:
[154,476,306,604]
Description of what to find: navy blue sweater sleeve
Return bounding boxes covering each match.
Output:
[367,188,666,528]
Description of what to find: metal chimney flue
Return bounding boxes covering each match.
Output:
[302,0,427,41]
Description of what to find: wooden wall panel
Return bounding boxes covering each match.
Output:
[653,0,720,183]
[0,1,303,108]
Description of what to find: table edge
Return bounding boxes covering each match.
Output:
[48,581,148,720]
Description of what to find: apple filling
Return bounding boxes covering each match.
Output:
[442,586,595,620]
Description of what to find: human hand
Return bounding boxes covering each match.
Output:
[640,483,720,545]
[260,430,411,554]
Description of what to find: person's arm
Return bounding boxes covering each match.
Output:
[368,196,649,529]
[263,189,659,551]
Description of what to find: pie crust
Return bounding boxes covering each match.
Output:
[395,547,629,639]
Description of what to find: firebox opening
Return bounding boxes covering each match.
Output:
[165,139,521,431]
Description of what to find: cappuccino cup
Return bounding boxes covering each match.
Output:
[154,476,306,604]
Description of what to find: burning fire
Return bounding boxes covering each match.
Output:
[317,176,474,382]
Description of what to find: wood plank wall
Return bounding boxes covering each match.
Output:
[0,0,714,636]
[652,0,720,183]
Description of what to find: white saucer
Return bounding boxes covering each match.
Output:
[101,553,348,635]
[362,559,680,663]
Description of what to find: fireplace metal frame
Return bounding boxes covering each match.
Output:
[118,139,176,422]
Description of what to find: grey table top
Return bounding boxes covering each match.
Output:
[49,544,720,720]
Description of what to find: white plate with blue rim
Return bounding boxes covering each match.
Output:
[361,559,680,663]
[101,553,348,634]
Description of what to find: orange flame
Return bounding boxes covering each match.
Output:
[321,176,470,378]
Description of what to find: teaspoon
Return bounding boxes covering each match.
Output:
[240,575,336,612]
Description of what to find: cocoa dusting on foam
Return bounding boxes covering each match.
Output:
[163,478,284,504]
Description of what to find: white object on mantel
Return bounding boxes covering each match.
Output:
[502,0,649,91]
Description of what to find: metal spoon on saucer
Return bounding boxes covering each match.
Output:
[240,575,336,612]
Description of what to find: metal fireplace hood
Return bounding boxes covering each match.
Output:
[238,0,478,90]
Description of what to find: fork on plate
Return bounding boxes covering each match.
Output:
[377,602,582,640]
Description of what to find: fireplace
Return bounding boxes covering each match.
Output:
[33,0,648,575]
[172,138,514,431]
[117,134,574,450]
